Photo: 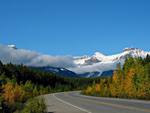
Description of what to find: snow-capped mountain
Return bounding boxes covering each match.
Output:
[74,48,149,66]
[69,48,150,77]
[8,44,17,49]
[0,44,149,78]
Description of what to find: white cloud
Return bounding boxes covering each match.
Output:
[0,44,129,74]
[68,62,117,74]
[0,45,75,68]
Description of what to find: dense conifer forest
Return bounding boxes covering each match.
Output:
[0,61,100,113]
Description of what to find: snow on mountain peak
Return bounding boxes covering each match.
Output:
[93,52,105,58]
[123,47,139,52]
[0,44,149,77]
[71,48,150,77]
[122,48,149,58]
[8,44,17,49]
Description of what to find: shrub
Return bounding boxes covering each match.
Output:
[21,98,47,113]
[2,82,26,104]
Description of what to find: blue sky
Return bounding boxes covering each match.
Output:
[0,0,150,55]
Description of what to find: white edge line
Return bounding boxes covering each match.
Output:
[53,94,92,113]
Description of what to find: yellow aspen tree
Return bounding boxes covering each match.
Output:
[124,68,136,98]
[2,82,25,104]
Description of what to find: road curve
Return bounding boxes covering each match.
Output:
[43,91,150,113]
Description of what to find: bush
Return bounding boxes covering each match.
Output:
[2,82,26,104]
[21,98,47,113]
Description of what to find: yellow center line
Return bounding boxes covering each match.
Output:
[66,93,150,113]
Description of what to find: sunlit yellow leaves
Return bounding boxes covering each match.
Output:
[83,57,150,100]
[2,82,26,104]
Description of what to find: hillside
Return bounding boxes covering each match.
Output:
[0,61,100,113]
[83,55,150,100]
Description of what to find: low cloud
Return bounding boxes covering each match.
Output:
[69,62,117,74]
[0,44,120,74]
[0,45,75,68]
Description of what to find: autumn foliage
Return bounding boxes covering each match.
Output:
[0,61,100,113]
[83,55,150,100]
[2,82,25,104]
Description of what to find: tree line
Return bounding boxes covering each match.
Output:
[83,55,150,100]
[0,61,101,113]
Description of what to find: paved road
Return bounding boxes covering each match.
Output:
[43,91,150,113]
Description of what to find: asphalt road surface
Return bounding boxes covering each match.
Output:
[43,91,150,113]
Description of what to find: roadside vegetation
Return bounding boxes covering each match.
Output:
[83,55,150,100]
[0,61,100,113]
[2,55,149,113]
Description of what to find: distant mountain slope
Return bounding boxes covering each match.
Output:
[70,48,150,77]
[0,44,149,77]
[32,66,78,77]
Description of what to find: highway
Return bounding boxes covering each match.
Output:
[43,91,150,113]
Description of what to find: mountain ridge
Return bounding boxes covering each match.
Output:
[70,48,150,77]
[0,44,149,77]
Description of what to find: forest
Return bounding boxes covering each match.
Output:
[83,55,150,100]
[82,55,150,100]
[1,55,150,113]
[0,61,101,113]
